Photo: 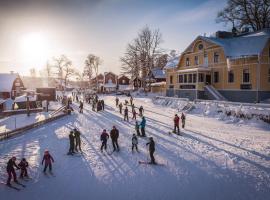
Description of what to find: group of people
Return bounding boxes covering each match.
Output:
[173,113,186,134]
[68,128,82,155]
[6,150,55,186]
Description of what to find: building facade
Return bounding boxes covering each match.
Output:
[166,29,270,103]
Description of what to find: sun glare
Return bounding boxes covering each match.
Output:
[20,32,50,71]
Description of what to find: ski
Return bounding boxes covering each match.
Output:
[138,161,165,166]
[0,182,21,191]
[14,181,26,187]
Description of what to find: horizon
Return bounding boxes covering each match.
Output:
[0,0,227,76]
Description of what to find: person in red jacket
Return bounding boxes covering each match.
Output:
[18,158,29,178]
[173,114,180,134]
[42,150,54,173]
[6,156,20,186]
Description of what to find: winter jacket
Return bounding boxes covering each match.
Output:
[181,114,186,121]
[6,159,19,172]
[146,140,155,152]
[100,132,109,142]
[124,108,128,115]
[18,160,28,170]
[110,129,119,141]
[42,154,54,165]
[174,116,180,125]
[74,130,81,141]
[69,133,75,144]
[140,118,146,128]
[132,136,138,145]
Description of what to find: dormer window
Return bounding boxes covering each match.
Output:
[214,52,219,63]
[198,44,204,50]
[186,57,190,66]
[194,56,199,65]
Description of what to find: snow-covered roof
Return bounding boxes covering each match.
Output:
[164,56,180,69]
[177,67,211,73]
[200,29,270,58]
[151,68,166,79]
[150,81,166,86]
[118,85,132,91]
[103,83,116,88]
[14,95,37,103]
[0,73,19,92]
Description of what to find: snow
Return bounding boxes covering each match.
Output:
[150,68,166,79]
[164,55,180,69]
[14,95,37,103]
[0,73,18,92]
[0,95,270,200]
[150,81,166,86]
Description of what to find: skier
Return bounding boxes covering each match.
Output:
[68,131,75,155]
[181,113,186,128]
[42,150,54,173]
[130,96,133,105]
[124,107,129,121]
[135,121,141,136]
[110,126,119,152]
[119,102,123,114]
[131,104,135,113]
[132,108,137,120]
[18,158,29,179]
[74,128,82,152]
[124,100,128,105]
[173,114,180,134]
[115,97,119,107]
[132,134,138,152]
[79,101,84,113]
[139,106,144,116]
[6,157,20,186]
[100,129,109,152]
[146,137,156,164]
[140,116,146,137]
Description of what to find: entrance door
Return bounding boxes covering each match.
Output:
[206,74,211,85]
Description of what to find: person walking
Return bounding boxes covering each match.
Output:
[74,128,82,152]
[139,106,144,117]
[115,97,119,107]
[181,113,186,128]
[6,157,20,186]
[101,99,105,111]
[42,150,54,173]
[79,101,84,113]
[130,96,133,105]
[173,114,180,134]
[110,126,119,152]
[124,107,129,121]
[132,134,138,152]
[68,131,75,155]
[18,158,29,179]
[135,121,141,136]
[146,137,156,164]
[132,109,137,120]
[119,103,123,114]
[100,129,109,152]
[140,116,146,137]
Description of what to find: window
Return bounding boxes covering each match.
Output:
[170,75,173,84]
[186,58,190,66]
[243,69,250,83]
[198,73,204,82]
[214,52,219,63]
[198,44,204,50]
[184,74,187,83]
[228,70,234,83]
[178,75,183,83]
[214,71,219,83]
[193,74,197,83]
[188,74,193,83]
[194,56,199,65]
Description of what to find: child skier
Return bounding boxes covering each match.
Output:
[18,158,29,179]
[132,134,138,152]
[6,156,20,186]
[132,109,137,120]
[42,150,54,173]
[135,121,141,136]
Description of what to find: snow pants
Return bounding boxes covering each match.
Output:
[7,169,17,184]
[174,124,180,133]
[182,120,185,128]
[112,139,119,151]
[136,129,141,136]
[75,138,81,151]
[141,127,146,137]
[149,150,155,164]
[20,168,28,178]
[101,141,107,151]
[43,163,52,172]
[124,114,129,121]
[132,144,138,151]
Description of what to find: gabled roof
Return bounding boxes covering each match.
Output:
[150,68,166,79]
[164,55,181,69]
[0,73,20,92]
[185,29,270,58]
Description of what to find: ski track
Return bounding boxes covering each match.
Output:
[0,95,270,200]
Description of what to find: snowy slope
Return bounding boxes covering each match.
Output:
[0,95,269,200]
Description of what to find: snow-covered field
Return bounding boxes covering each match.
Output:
[0,95,269,200]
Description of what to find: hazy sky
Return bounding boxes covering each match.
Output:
[0,0,227,76]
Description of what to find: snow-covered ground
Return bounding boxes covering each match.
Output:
[0,95,269,200]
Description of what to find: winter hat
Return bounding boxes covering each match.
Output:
[149,137,153,140]
[12,156,16,160]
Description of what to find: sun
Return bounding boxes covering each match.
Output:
[20,32,50,70]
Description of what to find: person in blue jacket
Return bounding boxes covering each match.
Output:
[140,116,146,137]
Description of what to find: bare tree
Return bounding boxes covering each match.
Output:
[44,61,52,86]
[120,25,163,90]
[84,56,93,88]
[29,68,36,77]
[217,0,270,31]
[85,54,102,90]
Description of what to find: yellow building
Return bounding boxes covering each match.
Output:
[165,29,270,103]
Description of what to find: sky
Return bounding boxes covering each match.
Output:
[0,0,228,76]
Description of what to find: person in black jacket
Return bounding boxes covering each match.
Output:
[68,131,75,155]
[110,126,119,151]
[124,107,129,121]
[74,128,82,152]
[18,158,29,178]
[6,157,20,185]
[146,137,156,164]
[100,129,109,152]
[101,99,105,110]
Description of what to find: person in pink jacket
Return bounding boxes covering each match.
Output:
[42,150,54,173]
